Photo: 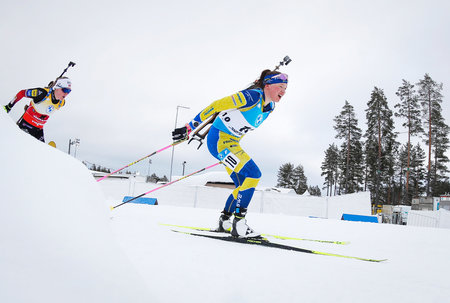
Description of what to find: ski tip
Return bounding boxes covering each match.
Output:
[362,258,388,263]
[262,233,349,245]
[171,229,190,235]
[109,206,114,211]
[375,259,389,263]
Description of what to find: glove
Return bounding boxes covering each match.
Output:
[4,104,12,113]
[172,125,191,141]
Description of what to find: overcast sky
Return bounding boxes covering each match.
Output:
[1,0,449,190]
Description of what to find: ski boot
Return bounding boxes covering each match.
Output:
[214,211,232,233]
[231,208,260,238]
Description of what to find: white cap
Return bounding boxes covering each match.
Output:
[54,78,72,90]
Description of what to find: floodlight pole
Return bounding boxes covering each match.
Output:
[182,161,187,176]
[68,138,80,157]
[170,105,189,181]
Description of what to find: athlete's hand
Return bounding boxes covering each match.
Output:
[3,104,12,113]
[172,125,191,141]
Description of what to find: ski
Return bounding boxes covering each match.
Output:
[160,223,350,245]
[172,229,387,263]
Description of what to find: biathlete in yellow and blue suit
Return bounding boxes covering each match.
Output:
[172,70,288,238]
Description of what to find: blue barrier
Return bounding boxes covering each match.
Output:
[122,196,158,205]
[341,213,378,223]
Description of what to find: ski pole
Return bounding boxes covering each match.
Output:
[110,161,222,210]
[97,118,215,182]
[96,138,188,182]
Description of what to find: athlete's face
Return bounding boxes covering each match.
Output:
[264,83,287,103]
[54,88,70,101]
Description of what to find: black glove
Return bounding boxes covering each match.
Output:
[4,104,12,113]
[172,126,189,141]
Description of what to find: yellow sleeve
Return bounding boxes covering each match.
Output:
[189,92,247,129]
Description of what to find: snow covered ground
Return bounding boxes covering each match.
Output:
[2,111,450,303]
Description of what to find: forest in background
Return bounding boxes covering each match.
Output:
[277,73,449,205]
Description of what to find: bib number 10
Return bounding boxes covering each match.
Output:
[218,149,241,170]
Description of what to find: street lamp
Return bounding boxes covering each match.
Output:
[182,161,187,176]
[147,159,152,182]
[170,105,189,181]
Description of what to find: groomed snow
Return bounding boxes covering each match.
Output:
[0,112,152,302]
[2,111,450,303]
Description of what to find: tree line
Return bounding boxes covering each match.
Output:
[275,74,448,204]
[83,161,168,182]
[321,73,448,205]
[276,163,321,196]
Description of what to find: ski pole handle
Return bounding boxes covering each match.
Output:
[188,113,218,149]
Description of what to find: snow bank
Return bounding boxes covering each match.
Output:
[0,112,153,303]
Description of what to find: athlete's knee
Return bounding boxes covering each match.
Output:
[241,177,260,191]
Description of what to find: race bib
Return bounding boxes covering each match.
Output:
[218,110,255,137]
[217,148,241,170]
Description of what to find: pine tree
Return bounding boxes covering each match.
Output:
[337,140,364,194]
[409,143,427,198]
[293,164,308,194]
[308,185,322,196]
[277,163,309,194]
[364,87,398,205]
[333,101,364,194]
[147,173,160,183]
[429,111,450,196]
[417,73,444,196]
[276,163,296,189]
[395,79,423,200]
[321,144,340,196]
[395,144,409,203]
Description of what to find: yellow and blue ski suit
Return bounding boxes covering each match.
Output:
[188,88,274,214]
